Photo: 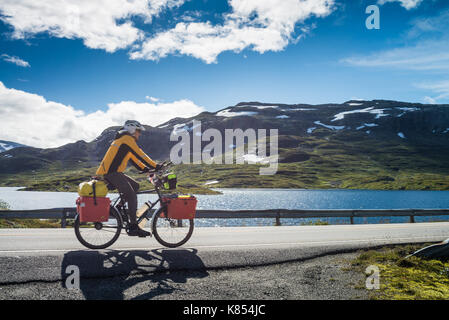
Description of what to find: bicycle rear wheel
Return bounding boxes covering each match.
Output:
[152,208,194,248]
[74,206,123,249]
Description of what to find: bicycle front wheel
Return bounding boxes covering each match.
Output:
[74,206,123,249]
[152,208,194,248]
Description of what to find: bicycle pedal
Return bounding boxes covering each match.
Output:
[138,233,152,238]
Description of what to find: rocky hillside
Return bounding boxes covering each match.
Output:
[1,99,449,175]
[0,140,27,153]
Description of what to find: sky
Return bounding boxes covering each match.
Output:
[1,0,449,148]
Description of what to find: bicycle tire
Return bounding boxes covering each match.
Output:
[74,206,123,250]
[151,208,194,248]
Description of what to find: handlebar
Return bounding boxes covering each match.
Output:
[139,160,173,175]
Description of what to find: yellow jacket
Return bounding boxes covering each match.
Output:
[96,130,156,175]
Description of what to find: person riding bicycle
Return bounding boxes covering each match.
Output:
[96,120,160,237]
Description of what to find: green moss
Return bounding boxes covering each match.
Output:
[348,244,449,300]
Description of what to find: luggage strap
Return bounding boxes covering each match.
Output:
[93,181,97,206]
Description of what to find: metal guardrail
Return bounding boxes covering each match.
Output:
[1,208,449,228]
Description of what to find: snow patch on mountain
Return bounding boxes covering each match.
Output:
[0,143,14,151]
[332,107,390,122]
[236,105,279,110]
[398,107,419,112]
[241,154,269,164]
[204,180,220,185]
[171,121,202,134]
[284,108,317,111]
[356,123,379,130]
[396,107,419,117]
[0,141,26,153]
[171,123,189,134]
[216,109,259,117]
[314,121,345,130]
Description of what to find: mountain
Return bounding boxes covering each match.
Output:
[0,126,174,174]
[157,99,449,146]
[0,140,27,153]
[2,99,449,190]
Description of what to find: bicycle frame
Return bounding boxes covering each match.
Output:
[109,183,167,228]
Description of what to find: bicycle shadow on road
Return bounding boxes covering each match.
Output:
[61,248,209,300]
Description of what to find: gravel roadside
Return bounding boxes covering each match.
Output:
[0,252,369,300]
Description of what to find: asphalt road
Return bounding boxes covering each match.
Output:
[0,223,447,300]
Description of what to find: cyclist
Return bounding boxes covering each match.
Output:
[96,120,160,237]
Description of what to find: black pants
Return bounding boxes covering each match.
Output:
[104,172,140,224]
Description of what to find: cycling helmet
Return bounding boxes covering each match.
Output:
[123,120,145,134]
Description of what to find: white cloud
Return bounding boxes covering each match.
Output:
[405,9,449,39]
[0,82,204,148]
[341,8,449,103]
[0,0,185,52]
[423,96,436,104]
[145,96,160,102]
[1,54,30,67]
[416,80,449,104]
[377,0,423,10]
[341,9,449,71]
[341,40,449,71]
[130,0,335,63]
[0,0,334,62]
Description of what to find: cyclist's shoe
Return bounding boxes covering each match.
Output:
[127,224,152,237]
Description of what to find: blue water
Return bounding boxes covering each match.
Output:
[196,188,449,210]
[193,188,449,226]
[1,187,449,226]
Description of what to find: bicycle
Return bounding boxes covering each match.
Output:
[74,161,195,249]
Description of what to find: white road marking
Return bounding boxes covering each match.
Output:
[0,236,443,254]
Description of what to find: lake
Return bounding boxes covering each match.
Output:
[1,187,449,227]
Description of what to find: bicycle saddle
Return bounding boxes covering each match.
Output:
[102,178,117,191]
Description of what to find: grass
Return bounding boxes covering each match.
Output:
[300,219,329,226]
[0,199,63,228]
[2,133,449,192]
[0,199,9,210]
[0,218,62,228]
[348,244,449,300]
[170,134,449,191]
[0,161,221,194]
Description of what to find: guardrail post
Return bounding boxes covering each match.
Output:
[350,211,355,225]
[275,210,281,226]
[61,209,67,228]
[410,215,415,223]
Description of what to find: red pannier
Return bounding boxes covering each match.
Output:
[161,195,197,219]
[76,196,110,223]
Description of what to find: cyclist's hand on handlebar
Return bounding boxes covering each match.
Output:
[161,160,173,167]
[155,163,163,171]
[139,167,152,174]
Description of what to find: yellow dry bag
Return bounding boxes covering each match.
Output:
[78,180,108,198]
